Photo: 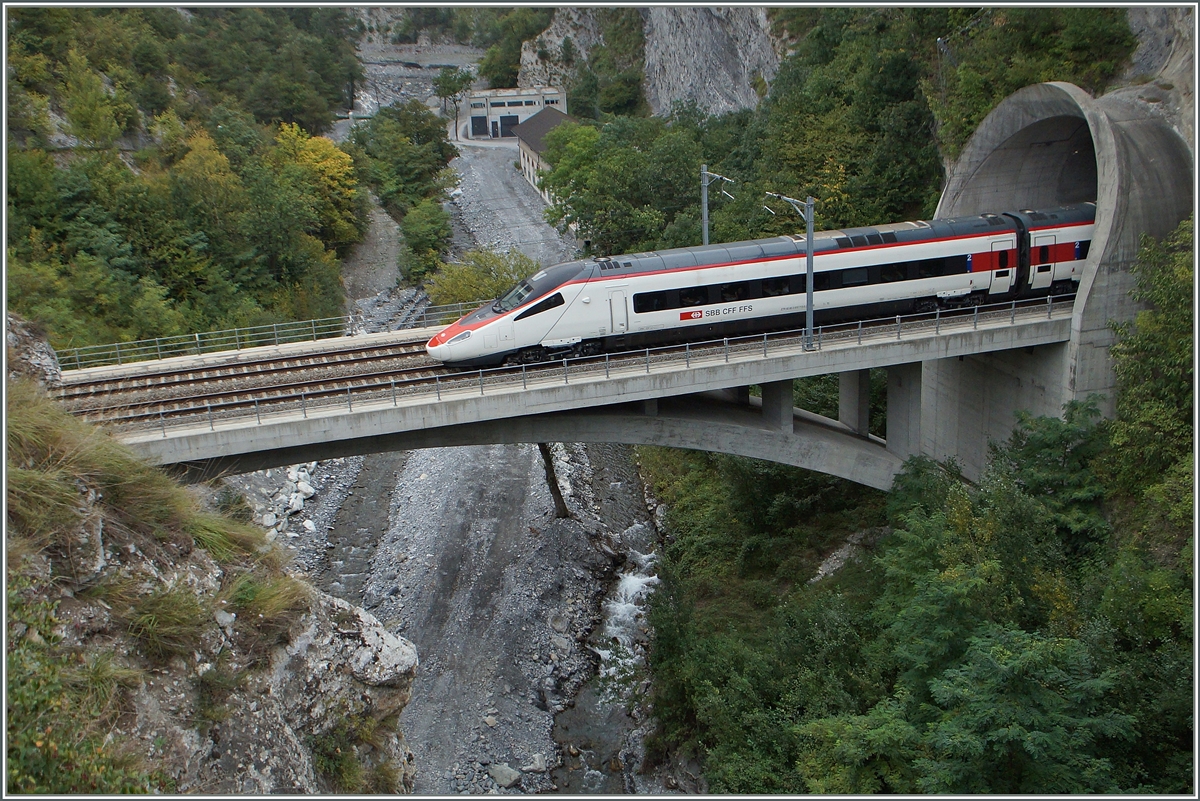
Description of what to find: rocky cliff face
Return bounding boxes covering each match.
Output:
[518,8,605,90]
[1117,6,1195,153]
[23,480,420,793]
[641,7,781,117]
[519,7,783,116]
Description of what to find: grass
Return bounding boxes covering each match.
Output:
[123,586,210,661]
[194,662,244,724]
[5,465,85,548]
[308,713,403,793]
[7,379,265,564]
[221,571,311,656]
[188,512,270,565]
[62,653,145,722]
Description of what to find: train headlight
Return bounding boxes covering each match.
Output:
[448,330,472,344]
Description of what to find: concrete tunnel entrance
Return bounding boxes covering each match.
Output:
[916,81,1193,480]
[937,85,1105,218]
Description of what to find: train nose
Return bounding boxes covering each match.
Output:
[426,325,472,362]
[426,339,450,361]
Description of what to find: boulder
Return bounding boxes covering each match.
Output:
[488,763,522,788]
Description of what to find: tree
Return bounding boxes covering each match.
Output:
[1106,217,1194,495]
[915,625,1133,793]
[61,49,120,148]
[269,122,364,251]
[433,66,474,140]
[398,198,451,282]
[424,249,538,306]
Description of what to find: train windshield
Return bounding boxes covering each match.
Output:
[493,261,584,313]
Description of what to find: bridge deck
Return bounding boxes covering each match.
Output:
[117,301,1073,478]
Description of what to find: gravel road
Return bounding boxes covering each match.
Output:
[449,140,580,267]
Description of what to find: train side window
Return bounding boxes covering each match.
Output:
[761,277,790,296]
[849,234,869,248]
[944,255,969,274]
[841,267,868,286]
[1075,240,1091,259]
[1038,245,1050,263]
[917,259,941,279]
[998,250,1009,269]
[679,287,707,307]
[835,237,852,249]
[632,292,667,314]
[792,273,829,292]
[865,233,883,245]
[719,282,750,302]
[881,231,898,244]
[515,292,565,321]
[880,263,907,283]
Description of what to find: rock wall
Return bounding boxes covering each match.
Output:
[518,7,783,117]
[518,8,605,90]
[1117,6,1195,153]
[642,7,781,117]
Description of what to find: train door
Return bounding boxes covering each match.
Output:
[497,317,515,349]
[989,239,1016,294]
[1030,234,1055,290]
[609,290,628,335]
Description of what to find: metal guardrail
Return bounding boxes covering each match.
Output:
[55,298,495,371]
[56,317,350,371]
[414,300,488,327]
[113,294,1075,438]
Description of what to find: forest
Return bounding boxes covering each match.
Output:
[638,217,1193,793]
[6,7,455,350]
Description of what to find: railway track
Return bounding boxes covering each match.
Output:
[57,338,436,410]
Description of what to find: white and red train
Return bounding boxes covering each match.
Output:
[426,203,1095,367]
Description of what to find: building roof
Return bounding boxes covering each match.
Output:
[467,86,564,98]
[510,107,578,155]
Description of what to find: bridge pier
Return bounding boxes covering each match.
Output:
[886,363,922,461]
[839,369,871,436]
[761,379,794,432]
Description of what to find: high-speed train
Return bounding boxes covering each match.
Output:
[426,203,1095,367]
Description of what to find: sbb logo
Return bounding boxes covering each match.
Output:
[680,310,703,320]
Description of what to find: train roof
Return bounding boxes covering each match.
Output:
[578,203,1095,278]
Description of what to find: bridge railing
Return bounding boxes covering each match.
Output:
[57,299,493,372]
[412,300,490,328]
[104,294,1074,437]
[56,317,351,371]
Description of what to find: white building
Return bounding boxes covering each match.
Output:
[511,107,578,204]
[465,86,566,139]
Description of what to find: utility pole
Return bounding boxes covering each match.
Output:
[766,192,816,350]
[700,164,735,246]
